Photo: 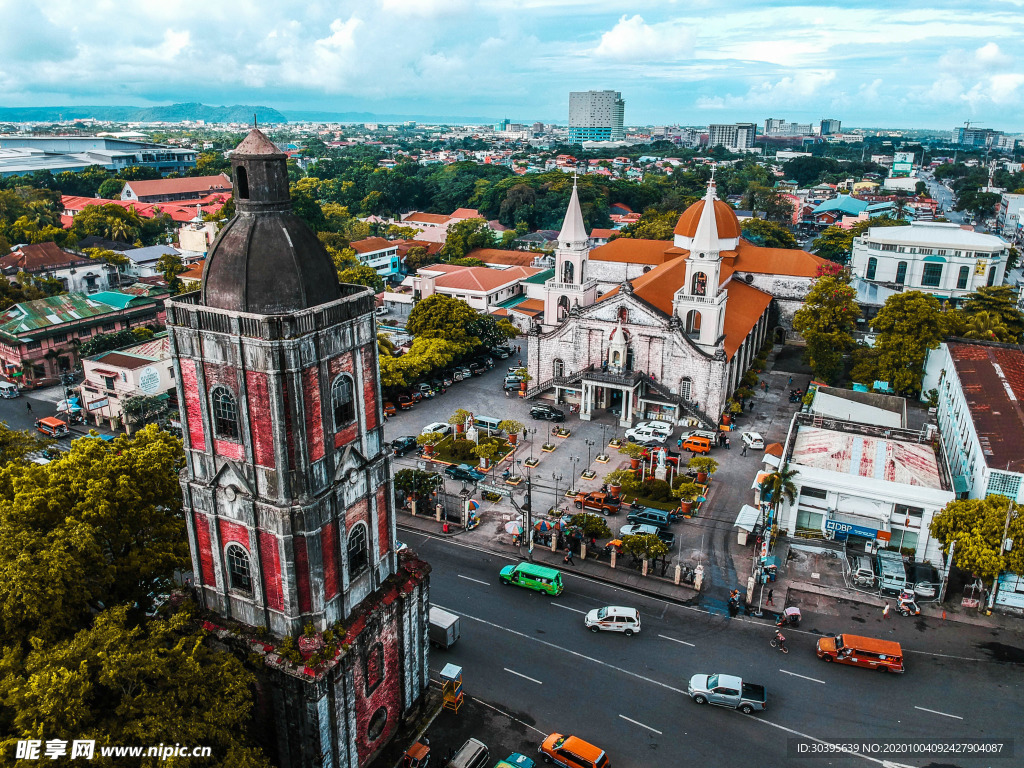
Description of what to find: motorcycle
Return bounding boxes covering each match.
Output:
[898,591,921,617]
[776,606,802,627]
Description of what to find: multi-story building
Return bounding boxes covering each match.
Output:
[820,118,842,135]
[568,90,625,143]
[708,123,757,150]
[121,173,231,203]
[79,333,175,433]
[951,126,1004,147]
[996,192,1024,240]
[0,241,117,294]
[850,222,1009,305]
[0,136,197,178]
[350,237,402,281]
[763,119,812,137]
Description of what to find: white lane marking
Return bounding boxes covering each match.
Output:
[504,667,543,685]
[471,696,547,736]
[658,633,695,647]
[914,705,963,720]
[779,669,825,684]
[904,648,986,661]
[618,714,662,735]
[551,603,587,614]
[750,718,915,768]
[435,604,687,695]
[457,574,489,586]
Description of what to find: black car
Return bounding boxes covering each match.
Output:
[444,463,485,482]
[392,436,418,456]
[490,346,511,359]
[468,360,486,375]
[530,404,565,422]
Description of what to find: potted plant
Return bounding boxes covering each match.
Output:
[499,419,525,446]
[672,480,702,517]
[416,431,444,457]
[449,408,472,435]
[687,456,719,485]
[618,441,645,470]
[473,441,498,471]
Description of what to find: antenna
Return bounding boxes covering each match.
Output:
[253,113,257,129]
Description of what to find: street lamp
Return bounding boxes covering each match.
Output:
[569,456,580,493]
[527,427,538,465]
[551,472,563,514]
[583,438,595,478]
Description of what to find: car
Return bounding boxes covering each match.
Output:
[620,523,659,538]
[910,562,939,599]
[490,346,511,359]
[656,529,676,548]
[439,372,454,387]
[421,421,452,437]
[741,431,765,450]
[397,395,414,410]
[624,426,667,444]
[480,355,496,368]
[584,606,641,636]
[383,402,397,417]
[445,463,485,482]
[375,305,388,316]
[530,404,565,422]
[635,421,673,437]
[538,734,608,768]
[456,365,473,379]
[468,361,486,375]
[392,436,418,456]
[507,366,526,376]
[414,383,435,399]
[409,390,423,403]
[429,378,447,393]
[503,377,523,391]
[448,368,464,382]
[574,491,621,515]
[494,753,535,768]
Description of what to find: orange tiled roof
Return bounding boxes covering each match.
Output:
[515,298,545,312]
[590,228,618,239]
[589,238,684,266]
[123,174,231,198]
[450,207,481,219]
[404,212,451,225]
[425,264,540,293]
[729,241,826,277]
[674,198,741,238]
[350,237,394,254]
[722,280,773,359]
[466,248,537,267]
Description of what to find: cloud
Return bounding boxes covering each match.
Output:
[696,70,836,110]
[593,15,693,62]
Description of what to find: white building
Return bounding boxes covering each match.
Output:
[708,123,756,150]
[996,192,1024,240]
[850,222,1009,306]
[410,263,539,313]
[568,91,625,143]
[79,334,174,433]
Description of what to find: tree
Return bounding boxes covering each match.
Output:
[97,177,125,199]
[621,533,669,562]
[84,246,128,268]
[337,264,384,293]
[810,225,854,264]
[405,245,436,271]
[79,328,138,357]
[618,209,680,241]
[961,310,1011,342]
[740,219,798,249]
[156,251,186,292]
[930,497,1023,582]
[439,218,494,261]
[120,394,169,430]
[393,468,442,499]
[871,292,946,395]
[742,183,794,222]
[407,294,480,350]
[961,286,1024,341]
[569,513,611,540]
[761,465,798,522]
[0,423,49,464]
[954,190,1001,221]
[792,275,859,383]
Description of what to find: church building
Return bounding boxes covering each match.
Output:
[166,129,429,768]
[527,178,826,426]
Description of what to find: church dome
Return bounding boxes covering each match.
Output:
[202,129,341,315]
[674,198,741,239]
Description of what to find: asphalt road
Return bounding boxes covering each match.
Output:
[412,528,1024,768]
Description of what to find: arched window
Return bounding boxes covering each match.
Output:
[348,523,369,579]
[680,377,692,402]
[235,166,250,200]
[211,386,239,439]
[691,271,708,296]
[553,358,565,379]
[895,261,907,285]
[331,374,355,430]
[562,261,574,284]
[957,265,970,290]
[987,266,997,287]
[685,310,702,336]
[866,257,877,280]
[226,543,252,594]
[556,295,570,322]
[617,306,628,324]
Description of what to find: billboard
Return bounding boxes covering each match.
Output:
[891,152,914,178]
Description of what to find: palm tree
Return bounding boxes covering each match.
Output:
[962,310,1011,342]
[377,332,396,357]
[761,465,798,526]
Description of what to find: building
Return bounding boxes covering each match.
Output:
[850,222,1009,305]
[410,263,540,312]
[810,196,893,227]
[996,192,1024,240]
[79,334,174,432]
[708,123,757,150]
[769,412,953,564]
[0,241,116,294]
[763,119,812,137]
[350,237,402,281]
[165,129,429,767]
[121,173,231,203]
[952,126,1004,148]
[61,193,230,226]
[891,152,914,177]
[0,136,196,178]
[820,119,842,135]
[526,178,826,426]
[568,90,625,143]
[121,244,203,279]
[0,291,165,385]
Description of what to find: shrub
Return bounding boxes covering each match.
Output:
[641,477,672,502]
[451,438,475,460]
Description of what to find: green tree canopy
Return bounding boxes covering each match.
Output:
[740,218,798,249]
[792,275,860,382]
[439,218,495,261]
[961,286,1024,342]
[618,209,680,240]
[930,497,1023,582]
[407,294,480,348]
[871,291,946,395]
[337,264,384,293]
[0,423,49,464]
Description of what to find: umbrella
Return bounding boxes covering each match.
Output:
[504,521,524,535]
[534,520,553,532]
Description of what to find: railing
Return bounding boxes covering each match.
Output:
[544,279,597,292]
[671,289,725,305]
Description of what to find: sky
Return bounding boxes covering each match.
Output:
[1,0,1022,130]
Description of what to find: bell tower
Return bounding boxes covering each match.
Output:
[543,177,598,329]
[167,129,430,768]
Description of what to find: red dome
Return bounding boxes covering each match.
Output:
[673,198,741,239]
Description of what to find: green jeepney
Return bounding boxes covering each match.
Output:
[499,563,564,596]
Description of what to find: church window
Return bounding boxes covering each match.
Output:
[685,310,702,336]
[235,166,249,200]
[348,523,369,579]
[866,257,877,280]
[364,643,385,695]
[226,543,253,594]
[895,262,907,285]
[612,351,621,367]
[556,296,570,322]
[367,707,388,740]
[692,272,708,296]
[331,374,355,430]
[680,377,693,401]
[553,358,565,379]
[562,262,574,284]
[211,386,239,439]
[618,307,628,323]
[642,266,651,274]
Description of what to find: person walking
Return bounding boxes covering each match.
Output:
[766,588,774,606]
[677,438,683,449]
[724,436,730,450]
[25,401,32,414]
[740,443,748,456]
[882,603,891,619]
[788,376,793,386]
[563,547,575,566]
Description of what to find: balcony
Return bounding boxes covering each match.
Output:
[544,278,597,292]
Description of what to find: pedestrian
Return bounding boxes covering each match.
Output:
[882,603,891,619]
[677,438,682,449]
[505,389,510,398]
[563,547,575,566]
[724,436,730,450]
[766,588,774,606]
[740,444,747,456]
[517,358,523,366]
[25,401,32,414]
[788,376,793,386]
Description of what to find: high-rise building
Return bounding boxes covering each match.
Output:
[952,126,1004,147]
[167,129,430,768]
[820,118,841,135]
[708,123,757,150]
[568,90,625,143]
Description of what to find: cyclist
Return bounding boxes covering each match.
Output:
[774,629,787,652]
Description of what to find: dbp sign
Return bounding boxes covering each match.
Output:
[825,519,878,540]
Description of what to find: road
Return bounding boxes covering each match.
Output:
[412,528,1024,768]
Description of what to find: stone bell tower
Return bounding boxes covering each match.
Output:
[166,128,430,768]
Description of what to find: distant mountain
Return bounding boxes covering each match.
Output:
[283,109,499,125]
[0,103,287,124]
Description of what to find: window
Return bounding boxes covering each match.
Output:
[956,266,969,290]
[617,306,628,324]
[348,523,369,578]
[691,271,708,296]
[26,340,41,351]
[801,486,828,500]
[680,376,692,401]
[987,266,997,287]
[102,322,116,332]
[685,309,701,336]
[552,358,564,379]
[919,248,932,255]
[211,386,239,439]
[235,166,249,199]
[79,327,92,337]
[226,544,253,594]
[52,333,68,344]
[895,262,907,285]
[880,244,897,252]
[562,261,574,284]
[556,296,570,322]
[986,472,1022,499]
[865,257,877,280]
[331,374,355,430]
[921,263,942,287]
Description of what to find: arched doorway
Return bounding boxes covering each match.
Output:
[773,327,786,345]
[685,310,702,337]
[556,295,570,321]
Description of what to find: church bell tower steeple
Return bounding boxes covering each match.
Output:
[543,176,598,329]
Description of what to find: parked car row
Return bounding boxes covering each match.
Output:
[384,350,501,415]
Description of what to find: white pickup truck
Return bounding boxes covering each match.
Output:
[687,673,767,714]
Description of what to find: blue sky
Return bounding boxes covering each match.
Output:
[1,0,1022,130]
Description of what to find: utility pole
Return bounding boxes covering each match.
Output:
[525,476,534,561]
[987,501,1016,612]
[938,539,955,603]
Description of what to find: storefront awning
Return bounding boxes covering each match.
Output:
[734,504,761,533]
[762,452,781,468]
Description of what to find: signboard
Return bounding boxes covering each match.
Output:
[138,366,161,395]
[87,398,108,411]
[825,519,878,540]
[478,483,512,498]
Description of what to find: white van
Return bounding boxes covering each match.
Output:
[584,606,641,636]
[472,415,503,436]
[0,381,20,398]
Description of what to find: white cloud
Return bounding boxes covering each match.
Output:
[696,70,836,110]
[594,15,693,62]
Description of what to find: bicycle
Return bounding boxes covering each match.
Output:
[770,636,789,654]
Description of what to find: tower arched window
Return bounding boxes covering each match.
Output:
[685,310,702,336]
[226,543,253,594]
[556,295,570,322]
[691,271,708,296]
[235,166,250,200]
[211,386,239,439]
[866,257,877,281]
[553,358,565,379]
[562,261,574,284]
[895,261,907,285]
[331,374,355,430]
[348,523,369,579]
[680,377,693,402]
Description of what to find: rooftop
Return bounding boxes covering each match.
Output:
[421,264,540,293]
[0,291,154,340]
[860,221,1008,249]
[350,237,394,255]
[0,242,93,272]
[124,174,231,197]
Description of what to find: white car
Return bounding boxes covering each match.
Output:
[741,431,765,450]
[620,523,659,538]
[421,422,452,437]
[584,606,641,636]
[624,426,668,444]
[635,421,673,437]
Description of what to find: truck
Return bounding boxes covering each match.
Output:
[428,606,461,650]
[686,673,767,714]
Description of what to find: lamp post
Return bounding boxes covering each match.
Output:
[552,472,563,514]
[583,438,595,478]
[527,427,537,464]
[569,456,580,493]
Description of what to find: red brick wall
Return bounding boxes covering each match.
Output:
[302,367,325,462]
[327,352,355,378]
[328,353,356,448]
[294,536,312,613]
[214,439,244,461]
[218,519,250,548]
[179,359,206,451]
[194,512,215,586]
[246,370,275,468]
[361,351,379,431]
[321,521,339,601]
[334,423,359,449]
[347,498,370,532]
[258,532,284,611]
[353,613,403,762]
[376,486,390,558]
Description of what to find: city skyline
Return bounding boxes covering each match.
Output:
[0,0,1022,131]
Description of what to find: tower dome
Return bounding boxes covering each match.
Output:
[201,129,341,314]
[673,179,741,251]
